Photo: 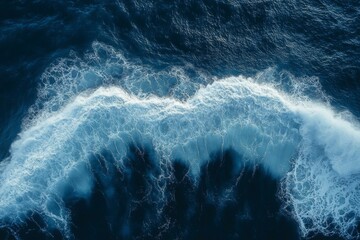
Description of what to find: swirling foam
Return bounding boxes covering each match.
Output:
[1,42,360,238]
[283,104,360,238]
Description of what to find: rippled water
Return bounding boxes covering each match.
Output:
[0,1,360,239]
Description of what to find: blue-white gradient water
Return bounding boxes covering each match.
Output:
[0,1,360,240]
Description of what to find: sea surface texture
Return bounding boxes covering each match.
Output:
[0,1,360,240]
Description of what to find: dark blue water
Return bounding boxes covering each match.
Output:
[0,1,360,239]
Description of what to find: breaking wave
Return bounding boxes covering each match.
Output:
[1,42,360,239]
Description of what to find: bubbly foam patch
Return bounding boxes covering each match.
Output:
[282,104,360,239]
[1,42,360,238]
[297,105,360,176]
[25,42,209,127]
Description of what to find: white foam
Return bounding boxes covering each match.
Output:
[25,42,209,127]
[1,42,360,238]
[282,104,360,238]
[296,104,360,176]
[0,76,301,233]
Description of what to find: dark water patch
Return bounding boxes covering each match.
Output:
[66,144,162,240]
[0,0,102,159]
[72,147,301,240]
[68,147,300,239]
[2,146,353,239]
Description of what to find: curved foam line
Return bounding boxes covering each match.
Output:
[1,59,360,238]
[0,76,301,230]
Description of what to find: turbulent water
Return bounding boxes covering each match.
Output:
[1,1,360,240]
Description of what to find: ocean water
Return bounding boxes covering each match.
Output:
[0,1,360,239]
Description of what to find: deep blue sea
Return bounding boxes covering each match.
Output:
[0,1,360,239]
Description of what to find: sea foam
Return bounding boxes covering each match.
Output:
[1,42,359,239]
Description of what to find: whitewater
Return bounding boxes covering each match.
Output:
[0,43,359,239]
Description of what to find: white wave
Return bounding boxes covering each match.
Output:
[24,42,209,128]
[283,104,360,238]
[1,42,359,238]
[0,76,301,232]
